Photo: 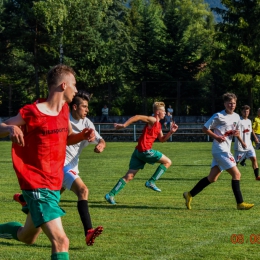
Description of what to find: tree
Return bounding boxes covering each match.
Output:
[160,0,215,115]
[162,0,214,81]
[61,0,131,115]
[0,0,70,115]
[212,0,260,110]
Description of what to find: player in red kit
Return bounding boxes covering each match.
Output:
[0,64,95,260]
[104,102,178,205]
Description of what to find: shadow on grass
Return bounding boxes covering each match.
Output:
[60,199,185,210]
[0,241,82,250]
[134,177,207,181]
[88,203,230,211]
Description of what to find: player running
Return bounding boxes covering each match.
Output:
[234,105,260,180]
[14,90,105,246]
[104,101,178,205]
[183,93,254,210]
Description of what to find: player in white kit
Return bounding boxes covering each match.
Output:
[62,90,105,246]
[234,105,260,180]
[183,93,254,210]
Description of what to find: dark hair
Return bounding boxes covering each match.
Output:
[222,92,237,102]
[47,64,76,89]
[241,105,250,110]
[69,90,91,110]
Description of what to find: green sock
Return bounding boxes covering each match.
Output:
[109,178,126,196]
[51,252,69,260]
[149,164,167,182]
[0,222,23,241]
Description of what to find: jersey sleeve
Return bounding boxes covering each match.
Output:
[204,113,218,130]
[85,118,103,144]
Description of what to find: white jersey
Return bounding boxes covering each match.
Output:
[204,110,240,154]
[234,117,253,151]
[64,114,102,173]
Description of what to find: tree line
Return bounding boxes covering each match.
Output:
[0,0,260,117]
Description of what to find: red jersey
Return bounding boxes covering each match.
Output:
[136,121,161,152]
[12,103,69,190]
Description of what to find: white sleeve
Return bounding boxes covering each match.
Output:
[85,118,103,144]
[204,113,218,130]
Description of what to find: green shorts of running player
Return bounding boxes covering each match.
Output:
[129,148,163,170]
[22,188,66,228]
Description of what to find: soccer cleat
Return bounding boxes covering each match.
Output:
[145,181,161,192]
[183,192,192,210]
[13,193,27,207]
[104,193,116,205]
[256,176,260,181]
[86,226,103,246]
[237,202,254,210]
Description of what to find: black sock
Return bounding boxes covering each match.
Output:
[240,159,246,166]
[190,177,211,197]
[77,200,92,235]
[231,180,243,204]
[254,168,259,178]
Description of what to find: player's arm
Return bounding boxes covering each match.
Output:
[252,130,259,143]
[67,121,95,145]
[236,135,247,149]
[158,123,178,142]
[0,113,25,146]
[114,115,156,129]
[202,126,226,143]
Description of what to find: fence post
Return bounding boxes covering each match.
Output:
[134,124,136,141]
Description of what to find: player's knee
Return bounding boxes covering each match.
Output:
[61,236,70,250]
[77,186,89,200]
[163,158,172,168]
[124,173,135,182]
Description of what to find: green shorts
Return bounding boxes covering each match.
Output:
[129,149,163,170]
[22,189,65,228]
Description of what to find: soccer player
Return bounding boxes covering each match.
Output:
[14,90,105,246]
[234,105,260,180]
[252,108,260,149]
[104,102,178,205]
[0,64,95,260]
[183,93,254,210]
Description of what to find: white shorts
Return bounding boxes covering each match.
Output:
[211,152,236,171]
[234,149,256,163]
[63,168,80,190]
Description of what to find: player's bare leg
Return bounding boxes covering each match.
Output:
[249,156,260,180]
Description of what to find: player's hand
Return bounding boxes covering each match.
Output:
[241,142,247,149]
[9,125,25,146]
[232,130,240,137]
[216,136,226,143]
[170,122,178,133]
[94,142,105,153]
[81,128,95,142]
[114,123,125,130]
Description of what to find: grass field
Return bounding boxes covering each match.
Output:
[0,141,260,260]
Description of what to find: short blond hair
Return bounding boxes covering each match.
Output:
[153,102,165,112]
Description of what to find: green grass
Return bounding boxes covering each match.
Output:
[0,141,260,260]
